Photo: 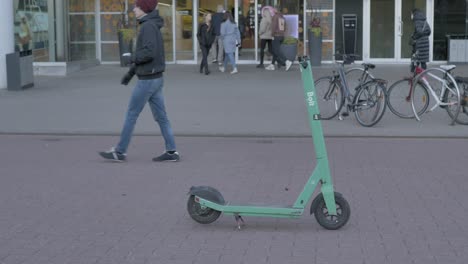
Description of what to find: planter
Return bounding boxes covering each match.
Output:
[118,31,133,67]
[308,29,322,66]
[280,43,298,62]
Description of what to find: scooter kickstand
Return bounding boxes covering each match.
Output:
[234,214,245,230]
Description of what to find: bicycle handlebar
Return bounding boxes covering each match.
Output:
[333,53,361,65]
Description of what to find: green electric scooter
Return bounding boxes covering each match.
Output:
[187,57,351,230]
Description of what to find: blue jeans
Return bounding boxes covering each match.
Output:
[224,52,236,70]
[116,77,176,154]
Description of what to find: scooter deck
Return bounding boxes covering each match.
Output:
[196,196,305,218]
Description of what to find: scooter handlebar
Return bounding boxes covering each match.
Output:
[298,56,310,69]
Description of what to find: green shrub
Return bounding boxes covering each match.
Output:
[119,28,135,42]
[283,37,298,45]
[309,27,322,37]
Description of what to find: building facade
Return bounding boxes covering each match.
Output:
[2,0,468,80]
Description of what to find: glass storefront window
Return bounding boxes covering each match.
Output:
[100,0,138,62]
[70,15,96,42]
[70,43,96,61]
[335,0,363,57]
[100,0,123,12]
[257,0,304,60]
[69,0,96,61]
[69,0,95,12]
[176,0,194,60]
[159,0,175,62]
[274,1,305,55]
[101,14,122,42]
[370,0,395,58]
[306,0,334,60]
[14,0,56,62]
[238,0,255,61]
[433,0,468,60]
[401,1,425,59]
[18,0,467,66]
[101,43,120,61]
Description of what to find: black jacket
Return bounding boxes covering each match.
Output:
[211,12,224,36]
[197,23,215,47]
[411,10,431,62]
[130,10,165,80]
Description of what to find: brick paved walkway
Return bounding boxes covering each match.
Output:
[0,135,467,264]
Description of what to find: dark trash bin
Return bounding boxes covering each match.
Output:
[6,50,34,91]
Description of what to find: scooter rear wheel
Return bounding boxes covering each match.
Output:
[187,195,222,224]
[312,193,350,230]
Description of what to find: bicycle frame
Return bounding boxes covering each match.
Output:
[193,58,338,218]
[412,68,461,124]
[421,72,458,109]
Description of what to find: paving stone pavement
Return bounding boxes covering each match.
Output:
[1,64,467,137]
[0,135,467,264]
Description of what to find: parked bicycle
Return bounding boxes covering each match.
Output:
[387,52,430,119]
[314,54,387,127]
[344,63,376,97]
[453,76,468,125]
[411,65,461,125]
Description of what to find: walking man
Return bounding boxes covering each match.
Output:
[210,5,224,64]
[99,0,179,162]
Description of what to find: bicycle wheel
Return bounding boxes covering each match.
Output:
[345,67,375,97]
[387,78,430,119]
[444,79,468,125]
[353,81,387,127]
[314,76,345,120]
[413,68,461,124]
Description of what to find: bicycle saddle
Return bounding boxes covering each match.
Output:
[440,65,456,71]
[362,63,376,69]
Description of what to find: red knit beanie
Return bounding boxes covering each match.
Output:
[136,0,158,13]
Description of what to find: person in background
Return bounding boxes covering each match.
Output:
[99,0,180,162]
[18,14,32,51]
[269,9,292,71]
[219,12,241,74]
[257,7,273,68]
[197,13,215,75]
[210,5,224,65]
[410,8,431,70]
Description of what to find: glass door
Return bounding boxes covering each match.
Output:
[364,0,428,61]
[176,0,195,61]
[368,0,395,60]
[158,0,175,62]
[399,0,426,59]
[68,0,97,61]
[235,0,257,62]
[197,0,235,64]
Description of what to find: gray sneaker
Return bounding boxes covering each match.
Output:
[152,151,180,162]
[99,147,126,162]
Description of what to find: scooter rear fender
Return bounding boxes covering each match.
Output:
[188,186,225,205]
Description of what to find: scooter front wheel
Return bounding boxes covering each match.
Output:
[187,195,222,224]
[312,193,350,230]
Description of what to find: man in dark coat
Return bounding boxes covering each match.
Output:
[99,0,179,162]
[210,5,224,64]
[411,9,431,69]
